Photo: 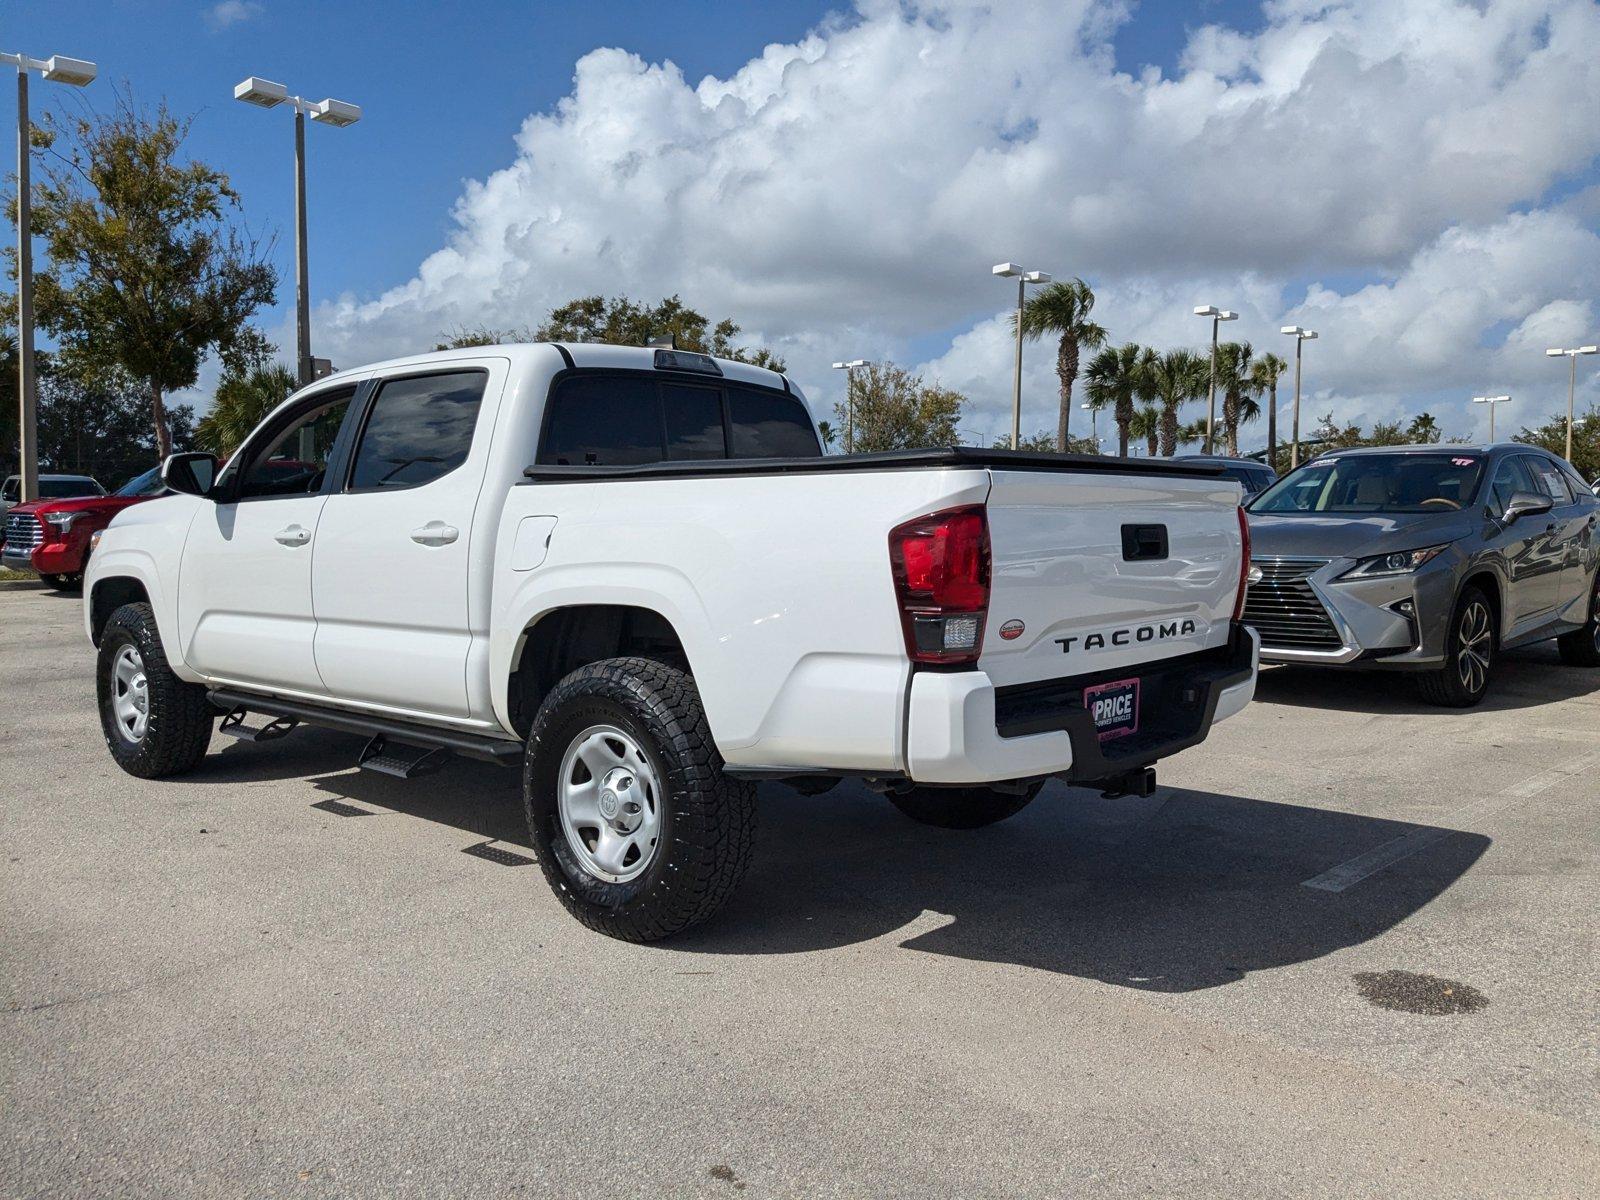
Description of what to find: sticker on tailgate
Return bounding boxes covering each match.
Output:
[1083,677,1140,741]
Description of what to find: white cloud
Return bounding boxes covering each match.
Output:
[205,1,261,31]
[315,0,1600,444]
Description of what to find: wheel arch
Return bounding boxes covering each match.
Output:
[89,575,152,647]
[1459,569,1503,645]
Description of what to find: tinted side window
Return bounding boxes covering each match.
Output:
[727,386,820,458]
[237,391,354,499]
[662,384,727,461]
[1488,457,1535,513]
[1522,457,1573,505]
[540,376,662,465]
[349,371,486,491]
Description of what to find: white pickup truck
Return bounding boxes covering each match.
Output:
[85,343,1258,940]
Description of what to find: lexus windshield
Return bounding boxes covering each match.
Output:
[1249,453,1485,515]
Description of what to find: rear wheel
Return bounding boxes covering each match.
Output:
[523,657,755,942]
[96,602,214,777]
[887,781,1044,829]
[1417,586,1494,707]
[1557,569,1600,667]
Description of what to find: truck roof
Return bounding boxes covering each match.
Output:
[313,342,794,394]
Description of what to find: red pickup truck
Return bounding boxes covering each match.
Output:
[3,466,167,589]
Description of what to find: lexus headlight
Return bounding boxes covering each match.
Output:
[1342,545,1447,579]
[42,511,81,534]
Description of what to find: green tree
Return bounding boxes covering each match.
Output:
[1145,349,1208,457]
[992,429,1098,453]
[1085,342,1153,457]
[834,361,963,452]
[195,362,298,457]
[433,324,538,350]
[1515,404,1600,481]
[532,294,785,371]
[1017,278,1107,451]
[1406,412,1442,444]
[0,325,17,476]
[1129,404,1161,456]
[36,353,193,485]
[815,420,837,452]
[1214,341,1260,456]
[1250,352,1288,466]
[9,96,277,460]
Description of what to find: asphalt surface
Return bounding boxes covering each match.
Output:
[3,583,1597,1198]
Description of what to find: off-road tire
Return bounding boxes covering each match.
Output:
[96,602,214,778]
[887,781,1044,829]
[1417,585,1495,707]
[523,656,756,942]
[1556,568,1600,667]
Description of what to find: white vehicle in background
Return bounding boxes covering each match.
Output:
[83,343,1257,940]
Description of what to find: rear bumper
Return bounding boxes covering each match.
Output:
[904,625,1258,784]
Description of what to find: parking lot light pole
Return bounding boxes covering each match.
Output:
[1194,305,1237,455]
[1545,345,1598,462]
[3,50,97,504]
[994,264,1051,450]
[1280,326,1317,469]
[234,77,362,388]
[1473,395,1511,441]
[831,359,867,452]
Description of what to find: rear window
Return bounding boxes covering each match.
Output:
[348,370,487,490]
[538,372,818,465]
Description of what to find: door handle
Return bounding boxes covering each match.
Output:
[410,521,460,546]
[274,525,311,547]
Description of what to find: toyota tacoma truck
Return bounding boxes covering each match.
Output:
[83,343,1258,941]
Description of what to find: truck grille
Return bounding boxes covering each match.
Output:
[1242,558,1345,651]
[5,512,44,552]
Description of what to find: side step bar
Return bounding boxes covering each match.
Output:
[206,687,524,767]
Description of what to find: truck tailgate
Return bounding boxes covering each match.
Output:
[980,470,1244,688]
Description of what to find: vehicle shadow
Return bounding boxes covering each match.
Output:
[208,728,1490,994]
[1255,643,1600,715]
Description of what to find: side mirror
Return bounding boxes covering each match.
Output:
[162,452,219,498]
[1502,490,1552,523]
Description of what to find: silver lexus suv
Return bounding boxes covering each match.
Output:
[1244,444,1600,706]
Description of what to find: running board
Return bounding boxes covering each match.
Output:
[358,734,452,780]
[206,688,524,767]
[218,707,299,742]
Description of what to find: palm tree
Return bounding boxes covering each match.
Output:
[816,420,837,452]
[1017,278,1107,452]
[1145,349,1208,457]
[1129,404,1161,456]
[1214,341,1256,457]
[1250,352,1288,469]
[195,364,298,458]
[1085,342,1153,457]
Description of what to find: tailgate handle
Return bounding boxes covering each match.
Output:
[1121,524,1168,561]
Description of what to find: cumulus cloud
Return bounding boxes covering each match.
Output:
[316,0,1600,443]
[204,1,262,31]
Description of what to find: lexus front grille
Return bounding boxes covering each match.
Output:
[1242,558,1345,651]
[4,513,44,553]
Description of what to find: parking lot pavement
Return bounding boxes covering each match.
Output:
[3,584,1598,1199]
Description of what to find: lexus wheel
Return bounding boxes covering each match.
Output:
[1417,586,1494,707]
[523,656,755,942]
[1557,569,1600,667]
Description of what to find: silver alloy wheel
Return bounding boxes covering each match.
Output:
[1456,599,1492,694]
[1592,575,1600,652]
[111,644,150,743]
[557,724,662,884]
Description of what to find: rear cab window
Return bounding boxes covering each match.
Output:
[537,370,819,465]
[347,370,487,491]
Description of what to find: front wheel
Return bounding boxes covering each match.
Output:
[1556,569,1600,667]
[887,781,1044,829]
[96,602,215,777]
[523,657,755,942]
[1417,586,1495,707]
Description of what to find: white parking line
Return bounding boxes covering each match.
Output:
[1301,745,1600,893]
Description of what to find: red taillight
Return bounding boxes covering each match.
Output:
[888,504,991,665]
[1232,506,1251,622]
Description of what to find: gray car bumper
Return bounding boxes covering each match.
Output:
[1246,555,1455,667]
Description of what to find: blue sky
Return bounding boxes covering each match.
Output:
[8,1,1599,445]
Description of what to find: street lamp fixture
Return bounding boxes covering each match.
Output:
[1472,395,1512,441]
[995,263,1052,450]
[1194,305,1238,455]
[234,75,363,387]
[1545,345,1598,462]
[1280,325,1318,468]
[832,359,868,453]
[3,49,98,505]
